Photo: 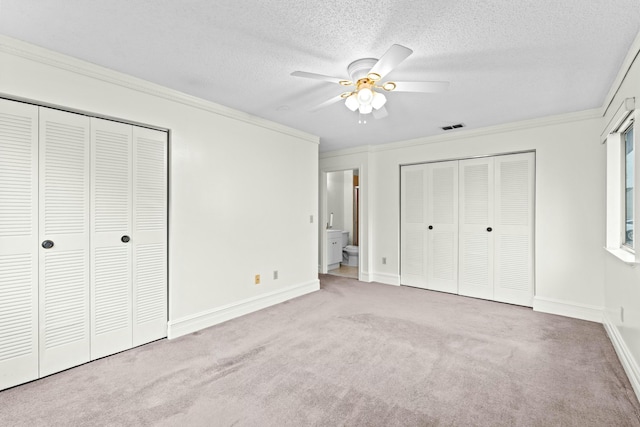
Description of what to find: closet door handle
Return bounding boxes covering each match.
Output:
[428,225,433,230]
[486,227,492,232]
[121,235,131,243]
[41,240,54,249]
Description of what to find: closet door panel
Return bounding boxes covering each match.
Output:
[132,127,167,346]
[426,161,458,293]
[90,118,133,359]
[39,108,90,377]
[494,153,534,306]
[400,165,428,288]
[458,158,494,300]
[0,100,39,390]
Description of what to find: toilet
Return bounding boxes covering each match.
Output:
[341,231,359,267]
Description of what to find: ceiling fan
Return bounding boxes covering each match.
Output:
[291,44,449,120]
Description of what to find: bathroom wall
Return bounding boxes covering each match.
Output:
[326,171,345,231]
[343,170,354,244]
[327,170,355,243]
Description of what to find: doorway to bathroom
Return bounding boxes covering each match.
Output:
[325,169,359,279]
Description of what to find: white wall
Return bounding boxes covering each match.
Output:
[0,36,319,337]
[321,111,605,320]
[602,32,640,398]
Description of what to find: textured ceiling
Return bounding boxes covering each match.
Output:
[1,1,639,152]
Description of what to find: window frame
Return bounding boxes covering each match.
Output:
[604,98,638,264]
[621,118,635,252]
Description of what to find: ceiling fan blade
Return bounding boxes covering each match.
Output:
[391,81,450,93]
[310,94,345,111]
[291,71,350,85]
[372,106,388,119]
[368,44,413,79]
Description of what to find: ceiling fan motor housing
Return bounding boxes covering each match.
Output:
[347,58,378,82]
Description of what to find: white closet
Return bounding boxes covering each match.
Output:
[0,98,167,391]
[401,152,534,307]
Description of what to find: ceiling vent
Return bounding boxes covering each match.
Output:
[441,123,465,131]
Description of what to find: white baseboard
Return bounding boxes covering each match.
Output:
[167,279,320,339]
[370,272,400,286]
[533,296,603,323]
[603,312,640,402]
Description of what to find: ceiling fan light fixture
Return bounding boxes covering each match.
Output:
[357,87,373,105]
[358,103,373,114]
[339,80,353,86]
[371,92,387,110]
[367,72,381,81]
[382,82,396,91]
[345,94,359,111]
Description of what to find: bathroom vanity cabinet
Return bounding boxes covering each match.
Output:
[327,230,343,270]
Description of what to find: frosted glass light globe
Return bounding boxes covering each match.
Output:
[371,92,387,110]
[359,103,373,114]
[345,94,359,111]
[357,88,373,105]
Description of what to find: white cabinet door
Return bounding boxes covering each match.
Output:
[426,161,458,294]
[0,99,39,390]
[132,127,167,347]
[494,153,534,306]
[327,235,342,266]
[458,157,494,301]
[400,164,427,288]
[38,108,91,377]
[90,118,133,359]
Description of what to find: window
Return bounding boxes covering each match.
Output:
[605,97,636,263]
[624,124,634,248]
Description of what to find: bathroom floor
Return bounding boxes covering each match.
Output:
[328,264,358,279]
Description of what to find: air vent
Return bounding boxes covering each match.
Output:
[441,123,465,131]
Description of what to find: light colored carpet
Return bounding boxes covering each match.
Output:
[1,275,639,426]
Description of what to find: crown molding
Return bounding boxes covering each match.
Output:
[0,35,319,144]
[321,108,601,157]
[319,145,373,159]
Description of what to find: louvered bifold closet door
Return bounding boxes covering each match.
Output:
[90,118,133,359]
[400,164,428,288]
[0,99,39,390]
[38,108,91,377]
[494,153,534,306]
[132,126,167,346]
[426,161,459,294]
[458,157,494,301]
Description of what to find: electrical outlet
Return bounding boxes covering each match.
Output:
[273,270,278,280]
[621,306,625,322]
[255,274,260,285]
[310,215,314,223]
[382,257,387,265]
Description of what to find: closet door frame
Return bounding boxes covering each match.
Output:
[0,95,169,391]
[399,151,535,306]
